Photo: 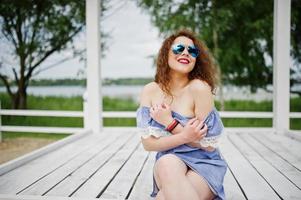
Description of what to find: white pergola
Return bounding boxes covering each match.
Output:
[85,0,291,134]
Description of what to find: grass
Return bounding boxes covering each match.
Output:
[3,132,68,140]
[0,93,300,140]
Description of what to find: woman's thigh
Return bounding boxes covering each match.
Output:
[154,154,188,189]
[186,170,215,200]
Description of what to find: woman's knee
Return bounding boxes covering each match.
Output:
[186,170,215,200]
[155,154,187,183]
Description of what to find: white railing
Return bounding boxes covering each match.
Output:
[1,99,301,142]
[0,109,84,134]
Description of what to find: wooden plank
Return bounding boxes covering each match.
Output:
[44,131,135,197]
[223,169,246,200]
[0,133,105,194]
[230,133,301,199]
[128,152,156,200]
[259,132,301,159]
[240,133,301,189]
[19,131,126,196]
[100,143,148,199]
[219,135,280,200]
[0,130,90,176]
[287,131,301,142]
[251,132,301,170]
[219,134,246,200]
[0,194,99,200]
[71,134,141,198]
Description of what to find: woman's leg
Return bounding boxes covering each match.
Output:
[155,190,165,200]
[186,170,215,200]
[154,154,199,200]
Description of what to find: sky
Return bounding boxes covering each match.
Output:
[34,0,162,79]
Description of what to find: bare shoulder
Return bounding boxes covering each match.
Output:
[142,81,159,94]
[188,79,214,119]
[188,79,212,95]
[139,82,159,107]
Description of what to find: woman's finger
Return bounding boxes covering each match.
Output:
[159,104,164,109]
[196,120,204,130]
[149,107,153,113]
[199,124,208,134]
[191,118,200,127]
[162,102,169,109]
[188,117,198,125]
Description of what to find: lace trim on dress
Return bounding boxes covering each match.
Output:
[199,135,220,148]
[139,126,172,139]
[137,125,221,148]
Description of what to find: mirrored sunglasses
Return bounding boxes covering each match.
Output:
[171,44,199,58]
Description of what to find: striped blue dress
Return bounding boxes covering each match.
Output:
[136,106,227,200]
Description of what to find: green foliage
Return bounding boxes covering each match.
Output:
[222,118,272,127]
[215,100,272,111]
[26,95,83,110]
[103,96,137,111]
[136,0,301,94]
[291,97,301,112]
[0,0,109,109]
[103,118,136,127]
[291,119,301,130]
[3,116,83,127]
[0,0,86,61]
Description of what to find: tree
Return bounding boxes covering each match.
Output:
[136,0,301,95]
[0,0,108,109]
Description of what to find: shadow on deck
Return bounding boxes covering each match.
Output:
[0,128,300,200]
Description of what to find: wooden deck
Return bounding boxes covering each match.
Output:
[0,128,300,200]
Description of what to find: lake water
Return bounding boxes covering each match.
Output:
[0,85,299,102]
[0,85,144,102]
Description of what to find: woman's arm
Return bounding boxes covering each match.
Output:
[141,133,188,152]
[138,83,207,152]
[148,80,216,151]
[189,80,216,151]
[149,104,206,148]
[141,118,207,152]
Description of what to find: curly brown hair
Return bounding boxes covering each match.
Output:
[155,29,218,97]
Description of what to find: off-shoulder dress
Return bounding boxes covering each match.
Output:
[136,106,228,200]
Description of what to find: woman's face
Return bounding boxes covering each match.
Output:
[168,36,197,75]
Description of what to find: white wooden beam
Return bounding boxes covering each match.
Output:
[86,0,102,133]
[0,126,84,134]
[0,130,91,176]
[273,0,291,134]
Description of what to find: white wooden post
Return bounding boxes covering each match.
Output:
[273,0,291,134]
[86,0,102,133]
[83,91,89,129]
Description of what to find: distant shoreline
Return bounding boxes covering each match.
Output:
[0,78,154,87]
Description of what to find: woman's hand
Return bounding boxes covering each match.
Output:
[149,103,174,127]
[180,118,207,143]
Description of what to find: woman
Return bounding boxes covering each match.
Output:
[136,29,227,200]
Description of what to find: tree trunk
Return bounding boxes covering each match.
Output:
[12,86,27,109]
[212,0,225,111]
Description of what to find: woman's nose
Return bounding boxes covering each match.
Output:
[181,47,189,56]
